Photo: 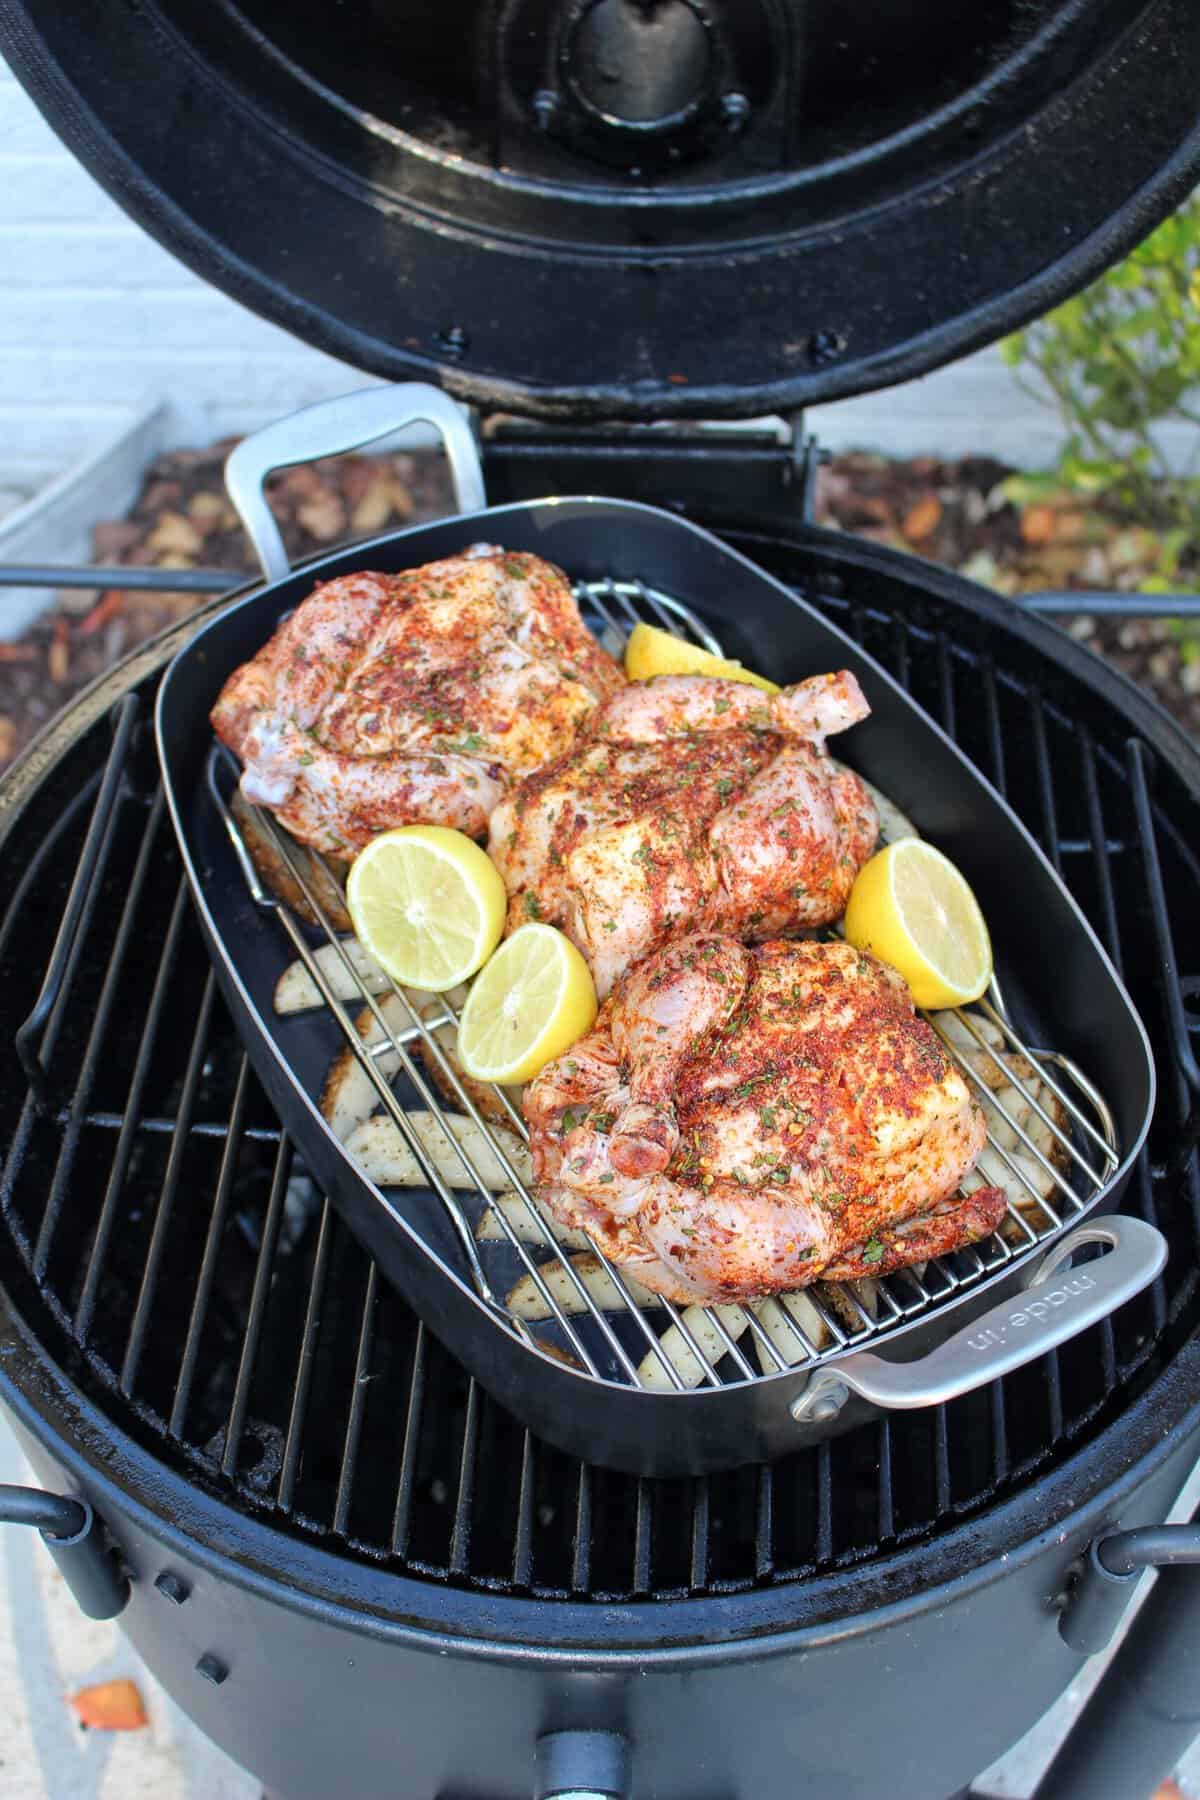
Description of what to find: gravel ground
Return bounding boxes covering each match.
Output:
[1,442,1194,775]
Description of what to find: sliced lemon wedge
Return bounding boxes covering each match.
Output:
[624,621,780,693]
[345,826,506,993]
[457,924,598,1084]
[843,840,993,1009]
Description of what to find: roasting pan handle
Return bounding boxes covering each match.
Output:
[790,1216,1166,1424]
[225,383,487,584]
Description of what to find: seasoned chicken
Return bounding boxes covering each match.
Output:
[489,671,878,996]
[211,549,623,855]
[524,936,1005,1304]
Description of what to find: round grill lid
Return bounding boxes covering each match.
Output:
[4,0,1200,420]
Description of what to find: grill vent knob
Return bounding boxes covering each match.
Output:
[567,0,713,127]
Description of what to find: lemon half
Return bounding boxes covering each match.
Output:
[843,840,992,1009]
[345,826,506,993]
[457,924,598,1084]
[624,621,780,693]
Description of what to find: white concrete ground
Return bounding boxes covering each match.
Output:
[0,1409,1196,1799]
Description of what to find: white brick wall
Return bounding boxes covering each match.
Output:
[0,50,1096,490]
[0,54,369,486]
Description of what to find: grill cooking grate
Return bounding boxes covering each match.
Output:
[0,531,1196,1601]
[206,576,1119,1396]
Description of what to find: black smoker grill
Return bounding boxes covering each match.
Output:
[3,3,1200,1797]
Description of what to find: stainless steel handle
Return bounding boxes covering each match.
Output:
[791,1215,1166,1423]
[224,382,486,583]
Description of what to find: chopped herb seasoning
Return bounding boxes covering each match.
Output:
[716,778,734,800]
[713,697,731,714]
[861,1238,886,1264]
[523,893,543,919]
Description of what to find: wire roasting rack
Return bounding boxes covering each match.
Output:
[208,577,1121,1394]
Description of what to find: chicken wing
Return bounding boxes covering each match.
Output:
[524,936,1005,1304]
[489,671,877,995]
[211,549,623,855]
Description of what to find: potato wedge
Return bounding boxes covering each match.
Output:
[968,1143,1060,1211]
[275,938,394,1014]
[344,1112,530,1192]
[816,1278,879,1333]
[749,1294,829,1369]
[319,993,408,1139]
[505,1252,658,1321]
[637,1303,750,1391]
[232,789,352,930]
[414,1015,524,1133]
[475,1192,589,1251]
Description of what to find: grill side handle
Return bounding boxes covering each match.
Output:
[224,382,486,583]
[789,1216,1165,1425]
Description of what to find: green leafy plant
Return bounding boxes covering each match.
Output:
[1001,192,1200,589]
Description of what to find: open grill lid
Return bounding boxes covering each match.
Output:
[3,0,1200,420]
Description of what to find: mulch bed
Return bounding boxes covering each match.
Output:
[0,440,1195,773]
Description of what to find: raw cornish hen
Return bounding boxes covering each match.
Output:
[211,549,623,855]
[489,671,877,996]
[524,936,1006,1304]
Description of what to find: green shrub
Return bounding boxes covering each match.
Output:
[1001,192,1200,588]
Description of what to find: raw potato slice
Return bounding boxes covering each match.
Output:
[319,991,453,1139]
[816,1278,879,1333]
[475,1193,590,1252]
[505,1251,658,1321]
[637,1303,751,1391]
[275,938,392,1013]
[969,1144,1061,1211]
[344,1113,530,1192]
[232,789,352,930]
[931,1011,1038,1090]
[750,1294,830,1369]
[414,1015,525,1133]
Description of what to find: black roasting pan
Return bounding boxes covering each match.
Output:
[155,387,1162,1476]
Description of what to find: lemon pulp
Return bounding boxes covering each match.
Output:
[843,839,992,1009]
[345,826,507,993]
[457,924,598,1084]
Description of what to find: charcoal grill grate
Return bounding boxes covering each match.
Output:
[0,531,1197,1602]
[204,575,1120,1397]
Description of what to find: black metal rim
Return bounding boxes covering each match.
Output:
[3,1,1200,418]
[3,1286,1199,1657]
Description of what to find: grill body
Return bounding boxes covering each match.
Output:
[6,1342,1200,1800]
[2,513,1199,1794]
